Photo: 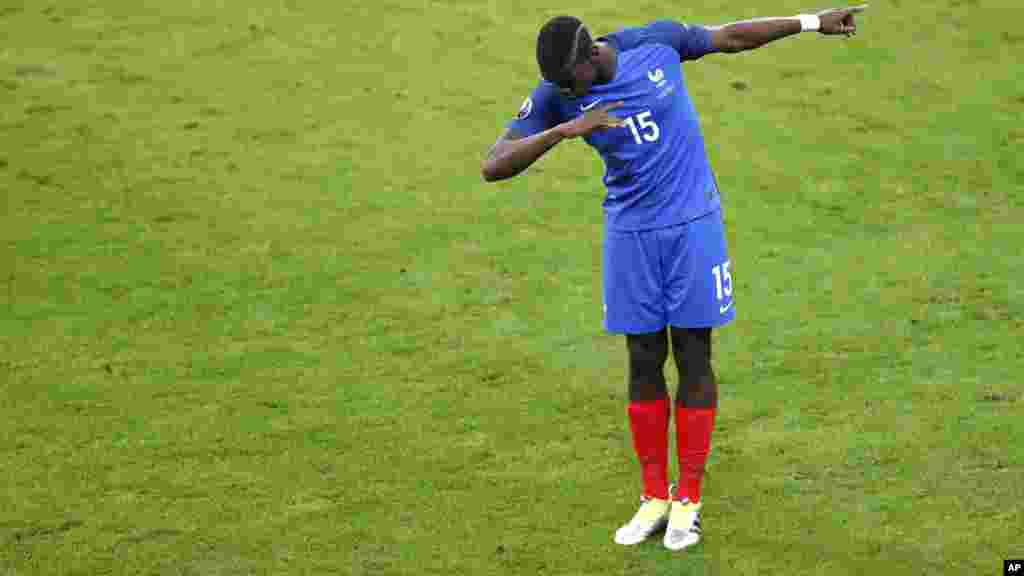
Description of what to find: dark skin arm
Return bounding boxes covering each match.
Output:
[710,5,867,53]
[482,5,868,181]
[481,102,624,182]
[481,127,565,183]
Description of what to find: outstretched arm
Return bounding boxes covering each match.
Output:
[597,5,867,62]
[710,5,868,53]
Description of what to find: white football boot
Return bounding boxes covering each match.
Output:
[613,495,670,545]
[663,498,702,551]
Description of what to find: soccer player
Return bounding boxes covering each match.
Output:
[481,7,867,550]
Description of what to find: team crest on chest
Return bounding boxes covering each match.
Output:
[648,68,667,88]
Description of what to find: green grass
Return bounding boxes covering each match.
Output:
[2,0,1022,574]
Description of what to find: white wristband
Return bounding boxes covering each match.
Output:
[797,14,821,32]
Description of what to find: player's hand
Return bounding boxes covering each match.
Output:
[560,101,625,139]
[817,4,867,37]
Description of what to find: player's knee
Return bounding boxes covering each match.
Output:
[627,331,668,381]
[671,328,712,376]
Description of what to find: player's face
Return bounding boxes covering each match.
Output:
[563,56,598,98]
[572,58,598,96]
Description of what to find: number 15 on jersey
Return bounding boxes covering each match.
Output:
[623,111,660,144]
[712,261,732,314]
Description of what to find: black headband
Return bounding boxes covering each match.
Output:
[556,24,592,92]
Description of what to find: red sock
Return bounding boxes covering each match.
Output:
[676,406,716,503]
[627,397,670,500]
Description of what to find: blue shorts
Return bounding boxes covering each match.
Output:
[603,209,735,334]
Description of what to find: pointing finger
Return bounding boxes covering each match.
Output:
[847,4,869,13]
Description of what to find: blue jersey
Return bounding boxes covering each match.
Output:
[507,21,721,231]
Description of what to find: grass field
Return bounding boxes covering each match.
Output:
[2,0,1022,574]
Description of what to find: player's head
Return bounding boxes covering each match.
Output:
[536,15,599,98]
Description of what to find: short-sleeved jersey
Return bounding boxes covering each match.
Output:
[507,21,720,231]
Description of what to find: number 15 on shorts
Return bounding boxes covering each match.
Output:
[712,260,733,314]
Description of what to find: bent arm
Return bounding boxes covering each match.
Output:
[481,101,625,182]
[481,127,567,182]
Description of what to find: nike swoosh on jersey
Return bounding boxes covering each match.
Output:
[719,301,733,314]
[580,99,603,112]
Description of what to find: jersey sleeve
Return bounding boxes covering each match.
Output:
[505,83,562,138]
[599,20,718,61]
